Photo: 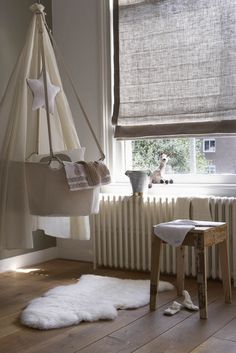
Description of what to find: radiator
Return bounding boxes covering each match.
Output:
[92,195,236,283]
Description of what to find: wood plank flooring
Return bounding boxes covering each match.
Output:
[0,259,236,353]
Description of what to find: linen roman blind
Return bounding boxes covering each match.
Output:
[112,0,236,139]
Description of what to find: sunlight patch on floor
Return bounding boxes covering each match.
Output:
[15,268,41,274]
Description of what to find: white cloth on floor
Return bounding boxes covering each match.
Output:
[153,220,225,247]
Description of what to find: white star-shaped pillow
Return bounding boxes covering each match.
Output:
[27,72,60,114]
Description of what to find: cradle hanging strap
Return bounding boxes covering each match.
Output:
[36,10,56,161]
[38,9,105,161]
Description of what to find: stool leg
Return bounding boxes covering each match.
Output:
[176,246,185,296]
[195,236,208,319]
[219,239,232,304]
[150,233,162,310]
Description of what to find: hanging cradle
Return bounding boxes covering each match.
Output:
[1,3,111,219]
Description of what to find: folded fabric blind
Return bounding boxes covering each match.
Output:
[112,0,236,139]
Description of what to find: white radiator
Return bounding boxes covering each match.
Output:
[92,195,236,283]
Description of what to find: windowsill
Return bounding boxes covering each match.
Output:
[101,182,236,197]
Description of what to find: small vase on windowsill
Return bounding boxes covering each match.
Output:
[125,170,151,196]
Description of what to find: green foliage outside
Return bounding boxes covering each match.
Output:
[132,138,210,174]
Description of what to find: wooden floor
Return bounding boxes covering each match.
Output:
[0,259,236,353]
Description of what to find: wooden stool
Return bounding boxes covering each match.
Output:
[150,222,232,319]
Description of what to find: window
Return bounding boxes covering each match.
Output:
[131,137,236,175]
[203,139,216,153]
[108,1,236,185]
[112,136,236,183]
[206,165,216,174]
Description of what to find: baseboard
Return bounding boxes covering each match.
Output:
[0,247,58,273]
[57,239,93,262]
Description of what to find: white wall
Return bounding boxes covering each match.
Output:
[52,0,106,261]
[52,0,103,160]
[0,0,52,99]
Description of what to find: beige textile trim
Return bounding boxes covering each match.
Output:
[114,120,236,139]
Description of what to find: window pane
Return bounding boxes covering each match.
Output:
[210,140,215,148]
[131,137,236,174]
[204,140,210,151]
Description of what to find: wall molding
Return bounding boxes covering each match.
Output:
[99,0,114,175]
[0,247,58,273]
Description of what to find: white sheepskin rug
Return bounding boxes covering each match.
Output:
[21,274,174,330]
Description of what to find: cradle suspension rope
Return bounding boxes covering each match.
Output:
[37,12,55,160]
